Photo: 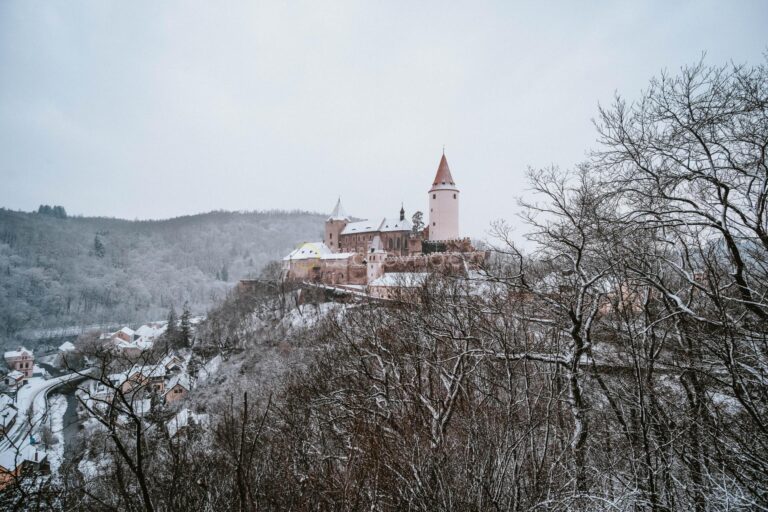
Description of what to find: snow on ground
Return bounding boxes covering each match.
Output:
[197,355,222,385]
[78,455,112,481]
[280,302,343,330]
[16,377,53,419]
[46,394,67,474]
[38,354,59,366]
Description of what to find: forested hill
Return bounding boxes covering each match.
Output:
[0,208,324,344]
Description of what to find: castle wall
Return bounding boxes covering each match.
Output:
[283,248,488,288]
[339,230,414,256]
[284,253,368,286]
[381,251,487,274]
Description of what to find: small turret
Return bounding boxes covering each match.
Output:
[399,203,405,222]
[367,235,387,283]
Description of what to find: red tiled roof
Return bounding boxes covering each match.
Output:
[432,154,456,187]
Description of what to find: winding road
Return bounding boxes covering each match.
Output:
[0,370,91,460]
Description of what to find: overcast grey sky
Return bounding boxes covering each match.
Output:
[1,1,766,240]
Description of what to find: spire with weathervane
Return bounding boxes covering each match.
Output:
[328,197,349,221]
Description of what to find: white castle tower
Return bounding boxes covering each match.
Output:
[428,152,459,241]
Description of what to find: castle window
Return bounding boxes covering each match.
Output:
[453,194,456,199]
[330,233,333,239]
[432,194,436,199]
[433,222,436,226]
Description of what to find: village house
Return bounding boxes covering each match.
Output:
[3,347,34,383]
[0,446,48,491]
[3,371,25,392]
[111,327,135,343]
[0,395,17,436]
[99,322,167,357]
[162,354,184,373]
[163,374,190,404]
[83,352,193,420]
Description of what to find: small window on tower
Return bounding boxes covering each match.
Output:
[432,194,436,199]
[453,194,456,199]
[433,222,436,226]
[330,233,333,239]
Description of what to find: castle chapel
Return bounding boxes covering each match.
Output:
[282,152,487,293]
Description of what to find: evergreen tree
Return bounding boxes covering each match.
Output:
[93,235,105,258]
[37,204,67,218]
[166,306,179,345]
[220,263,229,282]
[179,302,192,348]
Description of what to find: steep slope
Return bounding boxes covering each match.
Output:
[0,208,324,343]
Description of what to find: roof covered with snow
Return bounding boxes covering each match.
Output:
[58,341,76,352]
[0,445,45,471]
[165,373,191,393]
[4,347,32,359]
[379,217,412,232]
[116,339,154,352]
[370,235,384,251]
[341,217,412,236]
[320,252,357,260]
[6,370,24,381]
[135,323,167,339]
[0,407,16,429]
[283,242,332,261]
[0,394,13,408]
[328,198,350,221]
[341,220,380,235]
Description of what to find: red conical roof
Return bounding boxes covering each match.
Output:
[431,153,456,188]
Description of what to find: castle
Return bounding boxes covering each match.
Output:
[282,152,487,296]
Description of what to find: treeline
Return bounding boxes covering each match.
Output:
[0,209,324,343]
[36,204,68,218]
